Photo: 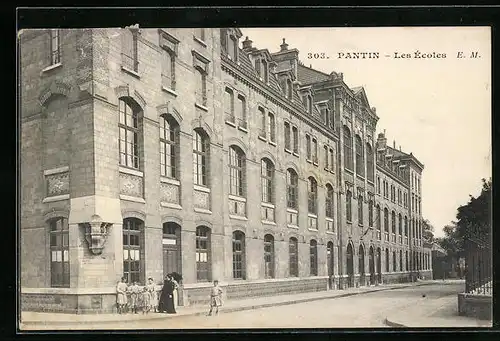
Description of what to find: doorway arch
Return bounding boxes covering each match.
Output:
[376,247,382,284]
[369,246,375,285]
[346,242,354,288]
[358,244,365,286]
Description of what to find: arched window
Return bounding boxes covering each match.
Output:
[264,234,275,279]
[346,189,352,222]
[193,129,210,186]
[49,217,69,287]
[406,250,409,271]
[159,114,180,179]
[384,208,389,232]
[289,237,299,277]
[123,218,143,284]
[287,169,298,209]
[196,226,211,282]
[399,250,403,272]
[393,251,397,273]
[404,216,408,236]
[261,158,274,203]
[325,184,334,218]
[366,143,374,181]
[355,135,364,176]
[229,146,245,197]
[232,231,246,279]
[119,98,140,169]
[391,211,396,234]
[398,213,403,235]
[358,194,364,225]
[308,177,318,215]
[310,239,318,276]
[368,199,374,227]
[376,204,381,230]
[385,248,389,272]
[343,126,353,170]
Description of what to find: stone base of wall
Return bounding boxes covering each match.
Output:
[183,277,329,306]
[21,292,117,314]
[458,293,492,320]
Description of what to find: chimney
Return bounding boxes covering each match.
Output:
[309,64,312,68]
[377,131,387,150]
[242,36,253,51]
[399,145,401,151]
[393,140,396,149]
[280,38,289,51]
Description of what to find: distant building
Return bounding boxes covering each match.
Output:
[19,28,432,313]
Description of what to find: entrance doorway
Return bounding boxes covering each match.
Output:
[327,241,334,289]
[162,222,181,278]
[346,243,354,288]
[376,247,382,283]
[369,246,375,285]
[358,245,365,286]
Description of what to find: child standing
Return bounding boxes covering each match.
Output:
[207,280,223,316]
[142,286,152,314]
[129,282,141,314]
[146,277,158,313]
[116,277,128,314]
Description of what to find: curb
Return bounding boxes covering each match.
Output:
[384,318,407,328]
[20,282,434,326]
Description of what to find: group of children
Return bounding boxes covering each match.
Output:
[116,277,160,314]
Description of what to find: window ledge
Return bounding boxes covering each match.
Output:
[119,166,144,177]
[326,217,334,222]
[160,177,181,186]
[225,120,237,128]
[258,136,267,142]
[194,208,212,215]
[346,220,352,224]
[261,202,275,208]
[286,208,298,214]
[287,224,299,229]
[330,170,335,174]
[162,86,178,97]
[41,62,62,73]
[269,141,277,147]
[44,166,69,176]
[160,202,182,210]
[306,159,312,164]
[42,194,70,203]
[228,194,246,202]
[194,184,211,193]
[324,167,330,172]
[195,103,208,112]
[307,228,319,232]
[345,168,354,175]
[238,126,248,133]
[120,194,146,203]
[284,148,292,154]
[121,65,141,78]
[313,162,319,166]
[326,231,336,235]
[262,220,276,226]
[308,213,318,218]
[193,36,207,47]
[229,214,247,221]
[292,152,299,158]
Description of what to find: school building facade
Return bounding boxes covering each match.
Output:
[19,27,432,313]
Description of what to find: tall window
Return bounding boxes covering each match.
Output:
[376,204,381,230]
[224,88,234,122]
[50,29,61,65]
[229,146,245,197]
[343,126,353,170]
[326,184,334,218]
[404,216,408,236]
[195,68,207,106]
[119,99,140,169]
[368,199,374,227]
[289,237,299,277]
[49,217,69,287]
[259,107,266,138]
[268,113,276,142]
[123,218,143,284]
[255,58,261,77]
[322,107,329,126]
[383,208,389,232]
[228,35,238,61]
[406,250,409,271]
[391,211,396,234]
[308,177,318,215]
[366,143,374,181]
[400,250,403,271]
[346,189,352,222]
[261,158,274,203]
[195,28,206,41]
[159,114,179,179]
[284,122,291,150]
[262,59,269,83]
[358,195,364,225]
[377,177,381,194]
[193,129,210,186]
[310,240,318,276]
[287,79,293,99]
[161,49,175,90]
[306,134,311,160]
[196,226,211,282]
[232,231,246,279]
[312,138,318,163]
[355,135,364,176]
[287,168,298,209]
[385,248,389,272]
[398,213,403,235]
[393,251,397,273]
[292,126,299,153]
[121,29,138,72]
[264,234,275,279]
[237,95,246,128]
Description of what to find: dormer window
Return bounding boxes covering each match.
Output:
[303,94,313,114]
[254,57,269,83]
[287,79,293,99]
[227,34,238,62]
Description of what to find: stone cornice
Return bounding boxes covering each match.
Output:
[376,164,409,188]
[222,57,339,143]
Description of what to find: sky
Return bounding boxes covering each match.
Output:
[243,27,491,237]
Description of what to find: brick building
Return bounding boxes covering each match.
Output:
[19,27,432,313]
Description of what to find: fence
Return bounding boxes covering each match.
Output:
[464,235,492,296]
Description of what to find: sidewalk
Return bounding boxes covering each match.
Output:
[20,280,440,326]
[385,288,492,328]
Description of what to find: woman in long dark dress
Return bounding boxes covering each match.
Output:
[158,274,176,314]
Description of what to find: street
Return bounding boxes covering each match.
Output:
[21,282,465,330]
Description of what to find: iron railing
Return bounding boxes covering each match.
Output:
[465,235,492,296]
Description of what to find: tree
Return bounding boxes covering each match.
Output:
[422,219,435,242]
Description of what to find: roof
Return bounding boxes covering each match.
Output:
[351,86,363,94]
[386,145,410,159]
[297,64,330,85]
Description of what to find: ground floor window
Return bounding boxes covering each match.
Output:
[196,226,211,282]
[264,234,275,279]
[289,237,298,277]
[123,218,143,284]
[49,217,70,287]
[310,239,318,276]
[232,231,246,279]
